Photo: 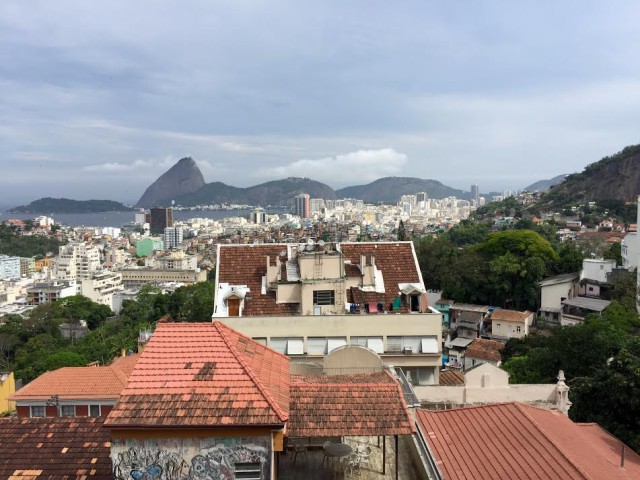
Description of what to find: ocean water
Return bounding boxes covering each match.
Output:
[0,209,285,228]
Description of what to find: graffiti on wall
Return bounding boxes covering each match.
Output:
[111,436,271,480]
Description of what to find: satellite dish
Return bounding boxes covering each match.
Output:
[318,240,326,247]
[307,239,315,245]
[279,250,287,257]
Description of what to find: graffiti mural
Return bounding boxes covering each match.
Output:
[111,436,271,480]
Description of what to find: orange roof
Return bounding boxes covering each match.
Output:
[465,339,504,363]
[416,403,640,480]
[11,363,131,401]
[109,353,140,377]
[0,417,111,479]
[288,372,415,437]
[105,322,290,428]
[489,309,532,323]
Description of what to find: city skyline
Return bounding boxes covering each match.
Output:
[2,2,640,204]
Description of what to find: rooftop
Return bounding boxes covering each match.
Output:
[105,322,290,428]
[416,402,640,480]
[489,308,533,323]
[450,303,490,313]
[562,297,612,312]
[539,272,580,287]
[464,339,504,363]
[0,417,111,479]
[438,370,464,386]
[288,372,415,437]
[11,359,135,401]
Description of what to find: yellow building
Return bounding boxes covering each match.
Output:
[0,372,16,414]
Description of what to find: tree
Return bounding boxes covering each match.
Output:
[551,242,584,275]
[570,337,640,453]
[44,351,87,371]
[603,242,622,266]
[397,220,406,241]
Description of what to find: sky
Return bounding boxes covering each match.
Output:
[2,1,640,206]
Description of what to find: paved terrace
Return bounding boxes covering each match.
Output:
[279,436,421,479]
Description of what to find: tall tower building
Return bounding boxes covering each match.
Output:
[164,227,183,250]
[471,184,480,204]
[294,194,310,219]
[150,207,174,235]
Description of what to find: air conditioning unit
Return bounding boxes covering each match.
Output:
[403,347,414,354]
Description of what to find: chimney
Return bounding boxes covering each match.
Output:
[556,370,572,415]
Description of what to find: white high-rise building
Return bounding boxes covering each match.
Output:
[164,227,183,249]
[53,243,101,280]
[0,255,21,280]
[80,271,124,310]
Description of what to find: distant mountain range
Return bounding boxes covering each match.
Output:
[522,174,569,193]
[134,158,471,208]
[12,143,640,213]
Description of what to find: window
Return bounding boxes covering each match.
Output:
[350,337,384,354]
[516,326,522,334]
[89,405,101,417]
[313,290,335,305]
[495,323,501,332]
[61,405,75,417]
[286,338,304,355]
[327,337,347,353]
[234,462,261,479]
[421,336,439,354]
[31,406,45,418]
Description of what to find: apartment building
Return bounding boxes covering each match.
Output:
[214,241,443,385]
[80,271,124,310]
[0,255,20,280]
[26,280,77,305]
[53,242,101,280]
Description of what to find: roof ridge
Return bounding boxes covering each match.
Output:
[514,402,592,479]
[213,322,289,423]
[108,363,129,386]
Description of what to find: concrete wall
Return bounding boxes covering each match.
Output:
[414,384,557,407]
[541,281,576,311]
[111,434,272,480]
[223,313,442,378]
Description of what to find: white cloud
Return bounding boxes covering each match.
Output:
[260,148,408,185]
[83,156,176,173]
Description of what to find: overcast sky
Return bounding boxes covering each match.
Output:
[2,1,640,205]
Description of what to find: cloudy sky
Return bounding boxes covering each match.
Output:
[2,1,640,205]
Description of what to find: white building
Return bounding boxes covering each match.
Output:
[0,256,21,280]
[80,271,124,310]
[163,227,183,249]
[621,232,638,270]
[27,280,77,305]
[53,243,101,280]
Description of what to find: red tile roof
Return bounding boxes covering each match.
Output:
[109,353,140,377]
[416,402,640,480]
[489,309,532,323]
[438,370,465,386]
[340,242,422,310]
[0,417,111,479]
[465,339,504,363]
[11,363,130,402]
[217,244,300,316]
[288,372,415,437]
[216,242,424,316]
[105,322,290,428]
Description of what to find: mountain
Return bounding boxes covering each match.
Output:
[135,157,205,208]
[536,144,640,209]
[172,177,337,207]
[9,198,133,213]
[335,177,468,203]
[522,174,569,192]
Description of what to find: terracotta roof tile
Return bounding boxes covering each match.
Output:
[217,242,423,317]
[105,322,289,428]
[11,362,133,402]
[489,309,533,323]
[465,339,504,363]
[289,372,415,437]
[340,242,422,311]
[0,417,111,479]
[416,402,640,480]
[438,370,465,386]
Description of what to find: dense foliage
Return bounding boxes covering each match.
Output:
[0,282,214,383]
[415,225,570,310]
[0,224,64,258]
